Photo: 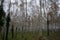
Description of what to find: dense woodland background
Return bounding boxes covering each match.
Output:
[0,0,60,40]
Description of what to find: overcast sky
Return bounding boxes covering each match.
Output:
[3,0,39,16]
[3,0,60,16]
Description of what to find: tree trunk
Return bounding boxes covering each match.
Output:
[11,25,14,39]
[5,13,10,40]
[5,23,9,40]
[47,20,49,36]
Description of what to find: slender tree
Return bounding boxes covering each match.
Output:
[0,0,5,40]
[0,0,5,32]
[5,13,11,40]
[11,25,14,39]
[5,1,11,40]
[39,0,42,35]
[47,14,49,36]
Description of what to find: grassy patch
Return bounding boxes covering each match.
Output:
[0,31,60,40]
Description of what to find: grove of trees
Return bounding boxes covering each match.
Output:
[0,0,60,40]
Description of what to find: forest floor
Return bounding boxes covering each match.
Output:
[0,31,60,40]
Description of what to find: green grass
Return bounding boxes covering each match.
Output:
[47,31,60,40]
[0,31,60,40]
[7,32,40,40]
